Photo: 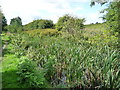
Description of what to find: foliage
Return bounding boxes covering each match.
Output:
[105,2,120,48]
[56,14,70,31]
[56,14,85,33]
[10,17,22,25]
[2,12,120,88]
[6,17,23,33]
[2,54,23,88]
[2,38,28,88]
[2,34,48,88]
[90,0,107,6]
[91,0,120,49]
[9,28,120,88]
[17,57,46,88]
[63,16,85,34]
[84,23,118,48]
[23,19,54,30]
[0,11,7,32]
[25,29,62,37]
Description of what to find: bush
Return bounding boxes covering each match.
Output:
[23,19,54,30]
[17,57,46,88]
[25,29,62,37]
[56,14,70,31]
[56,14,85,34]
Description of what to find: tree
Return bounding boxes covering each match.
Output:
[91,0,120,48]
[56,14,85,33]
[10,17,22,25]
[23,19,54,30]
[55,14,70,31]
[0,10,7,32]
[105,2,120,33]
[7,17,23,33]
[44,20,54,29]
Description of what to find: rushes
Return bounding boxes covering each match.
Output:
[9,31,120,88]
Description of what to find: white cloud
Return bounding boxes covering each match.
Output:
[0,0,104,25]
[84,12,104,24]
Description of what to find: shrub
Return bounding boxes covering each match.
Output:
[56,14,85,34]
[17,57,46,88]
[25,29,62,37]
[56,14,70,31]
[23,19,54,30]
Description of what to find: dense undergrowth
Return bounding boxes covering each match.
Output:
[2,24,120,88]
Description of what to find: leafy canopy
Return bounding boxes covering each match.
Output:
[24,19,54,30]
[91,0,120,48]
[56,14,85,33]
[0,9,7,32]
[6,16,23,33]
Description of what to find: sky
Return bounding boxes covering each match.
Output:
[0,0,108,25]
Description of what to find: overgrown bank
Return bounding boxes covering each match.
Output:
[2,25,120,88]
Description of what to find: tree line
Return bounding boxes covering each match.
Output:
[1,0,120,48]
[1,14,85,33]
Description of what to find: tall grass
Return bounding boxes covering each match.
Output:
[9,30,120,88]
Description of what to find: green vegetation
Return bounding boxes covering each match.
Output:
[91,0,120,49]
[105,2,120,48]
[2,23,120,88]
[17,57,47,88]
[2,34,23,88]
[56,14,85,33]
[6,17,23,33]
[25,29,61,37]
[84,23,118,47]
[24,19,54,31]
[1,1,120,89]
[2,54,24,88]
[0,11,7,32]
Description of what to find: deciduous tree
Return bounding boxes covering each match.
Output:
[91,0,120,48]
[7,17,23,33]
[56,14,85,34]
[0,9,7,32]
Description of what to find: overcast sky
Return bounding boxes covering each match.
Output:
[0,0,107,25]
